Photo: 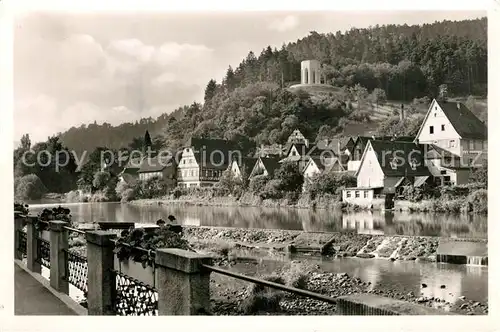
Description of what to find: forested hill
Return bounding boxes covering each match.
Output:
[57,17,487,156]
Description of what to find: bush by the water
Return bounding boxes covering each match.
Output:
[241,275,285,314]
[116,181,139,202]
[281,261,316,290]
[216,170,245,197]
[467,189,487,213]
[14,174,47,200]
[249,175,269,194]
[306,171,356,200]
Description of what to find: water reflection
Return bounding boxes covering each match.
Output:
[28,202,487,238]
[299,256,487,304]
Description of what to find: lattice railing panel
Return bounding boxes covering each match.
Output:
[17,230,27,256]
[67,251,88,293]
[114,271,158,316]
[37,238,50,268]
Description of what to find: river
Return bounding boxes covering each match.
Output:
[28,201,487,238]
[27,201,488,305]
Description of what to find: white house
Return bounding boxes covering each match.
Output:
[342,140,431,207]
[177,138,240,187]
[136,155,177,188]
[415,99,487,168]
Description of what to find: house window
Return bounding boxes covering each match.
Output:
[449,140,456,148]
[434,113,437,117]
[440,170,447,175]
[435,106,437,110]
[346,191,351,198]
[429,126,434,134]
[364,191,368,198]
[183,160,186,164]
[355,191,360,198]
[410,158,417,170]
[470,140,475,150]
[291,150,296,156]
[441,124,445,131]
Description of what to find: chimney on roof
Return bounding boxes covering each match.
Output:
[400,104,405,121]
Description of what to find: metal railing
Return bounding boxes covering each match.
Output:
[37,238,51,268]
[110,239,159,316]
[202,264,338,305]
[63,226,89,296]
[114,270,158,316]
[17,229,27,257]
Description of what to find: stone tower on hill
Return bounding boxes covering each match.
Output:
[301,60,322,85]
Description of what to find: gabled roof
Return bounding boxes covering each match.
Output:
[437,100,486,139]
[137,155,174,173]
[184,137,240,169]
[260,157,281,177]
[357,140,431,178]
[417,99,487,140]
[303,156,347,175]
[233,157,257,176]
[424,144,460,160]
[284,143,309,156]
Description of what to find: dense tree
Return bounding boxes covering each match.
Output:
[13,135,78,193]
[375,114,425,137]
[370,88,387,111]
[274,161,304,193]
[144,130,152,148]
[14,174,47,200]
[204,79,218,104]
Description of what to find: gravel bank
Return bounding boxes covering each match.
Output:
[209,260,488,315]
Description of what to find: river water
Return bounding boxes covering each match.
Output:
[28,201,488,304]
[28,201,487,238]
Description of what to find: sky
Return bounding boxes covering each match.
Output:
[14,10,486,144]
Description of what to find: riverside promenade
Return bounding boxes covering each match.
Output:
[13,213,456,316]
[15,263,78,315]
